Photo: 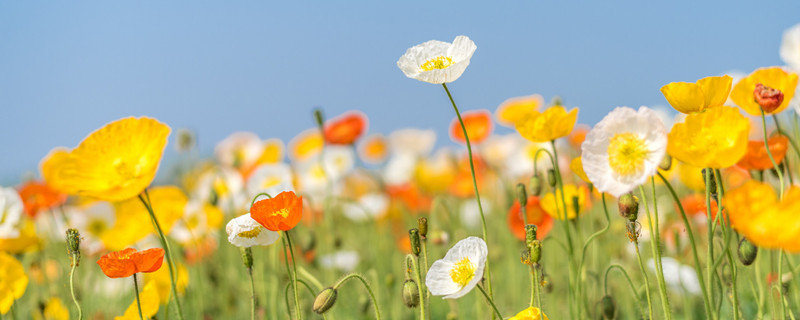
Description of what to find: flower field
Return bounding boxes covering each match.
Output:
[6,23,800,320]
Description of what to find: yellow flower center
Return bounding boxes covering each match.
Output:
[88,219,107,236]
[186,215,200,230]
[272,208,290,218]
[420,56,455,71]
[607,133,649,176]
[449,257,476,288]
[237,226,262,239]
[261,177,281,189]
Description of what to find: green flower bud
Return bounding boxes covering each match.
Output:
[659,154,672,171]
[175,128,196,152]
[313,108,325,129]
[529,240,542,264]
[547,169,557,187]
[66,228,81,266]
[402,280,420,308]
[313,287,338,314]
[529,175,543,196]
[516,183,528,207]
[525,224,538,248]
[240,247,254,269]
[617,193,639,222]
[409,228,421,256]
[418,217,428,239]
[600,295,615,319]
[738,237,758,266]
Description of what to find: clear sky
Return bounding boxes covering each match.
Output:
[2,1,799,184]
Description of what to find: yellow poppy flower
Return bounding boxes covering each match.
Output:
[495,94,544,127]
[115,280,160,320]
[667,106,750,168]
[102,186,187,250]
[0,221,39,253]
[43,117,170,202]
[660,75,732,114]
[570,157,590,184]
[677,161,705,192]
[39,297,69,320]
[145,262,189,304]
[727,181,800,252]
[515,106,578,143]
[0,252,28,315]
[289,128,324,162]
[731,67,799,115]
[541,184,587,220]
[509,306,550,320]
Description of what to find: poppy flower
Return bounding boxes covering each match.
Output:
[667,106,750,168]
[288,128,324,162]
[0,252,28,314]
[781,23,800,71]
[226,212,280,247]
[101,186,187,251]
[737,135,789,170]
[450,109,492,144]
[426,237,487,299]
[358,134,389,164]
[324,111,368,145]
[509,307,550,320]
[726,181,800,252]
[495,94,544,127]
[541,184,587,220]
[660,75,732,114]
[16,181,66,218]
[250,191,303,231]
[507,196,553,241]
[96,247,165,278]
[42,117,170,202]
[397,35,477,84]
[731,67,798,115]
[515,106,578,143]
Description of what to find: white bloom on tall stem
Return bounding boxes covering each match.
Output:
[225,213,279,247]
[246,163,295,200]
[0,187,23,238]
[781,23,800,72]
[426,236,487,299]
[397,35,477,84]
[581,106,667,197]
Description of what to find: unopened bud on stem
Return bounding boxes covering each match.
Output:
[618,193,639,222]
[409,228,421,256]
[313,287,338,314]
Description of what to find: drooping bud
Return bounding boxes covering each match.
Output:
[600,295,616,319]
[659,154,672,171]
[547,169,557,187]
[240,247,254,269]
[529,175,543,196]
[66,228,81,266]
[313,108,326,129]
[409,228,421,256]
[313,287,338,314]
[402,280,420,308]
[738,237,758,266]
[617,193,639,222]
[516,183,528,207]
[754,83,784,113]
[418,217,428,239]
[525,224,538,248]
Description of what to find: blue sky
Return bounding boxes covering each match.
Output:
[1,1,799,184]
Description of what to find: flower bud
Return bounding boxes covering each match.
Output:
[525,224,538,248]
[547,169,557,187]
[516,183,528,207]
[240,247,254,269]
[313,287,338,314]
[659,154,672,171]
[551,96,564,106]
[600,295,615,319]
[402,280,420,308]
[313,108,326,129]
[409,228,421,256]
[529,240,542,264]
[738,237,758,266]
[175,128,196,152]
[754,83,784,113]
[66,228,81,266]
[418,217,428,239]
[617,193,639,222]
[529,175,543,196]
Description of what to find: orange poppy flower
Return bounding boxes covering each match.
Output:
[97,248,165,278]
[17,181,67,218]
[450,109,492,144]
[737,135,789,170]
[250,191,303,231]
[568,125,590,149]
[386,184,431,213]
[507,196,553,241]
[324,111,368,145]
[679,194,725,222]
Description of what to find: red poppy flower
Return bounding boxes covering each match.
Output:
[97,248,165,278]
[250,191,303,231]
[324,111,368,145]
[508,196,554,241]
[449,109,492,144]
[17,181,67,218]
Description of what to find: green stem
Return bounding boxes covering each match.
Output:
[531,263,542,309]
[284,231,303,320]
[248,267,256,320]
[251,192,273,207]
[407,254,426,320]
[638,184,671,319]
[285,279,328,320]
[704,169,717,319]
[779,250,787,320]
[138,191,185,320]
[575,193,611,316]
[634,239,654,320]
[133,273,144,320]
[476,284,503,319]
[69,253,82,320]
[604,264,646,318]
[333,273,382,320]
[761,109,784,199]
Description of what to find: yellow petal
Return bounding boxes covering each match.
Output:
[660,82,705,114]
[732,67,800,115]
[115,281,160,320]
[102,186,187,250]
[696,75,732,108]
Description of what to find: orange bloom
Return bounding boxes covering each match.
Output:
[324,111,368,145]
[507,196,553,241]
[250,191,303,231]
[450,109,492,144]
[568,125,590,149]
[97,248,165,278]
[17,181,66,218]
[386,184,432,213]
[737,135,789,170]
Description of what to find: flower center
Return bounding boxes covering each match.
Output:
[237,226,262,239]
[88,219,107,236]
[449,257,476,288]
[607,133,649,176]
[420,56,455,71]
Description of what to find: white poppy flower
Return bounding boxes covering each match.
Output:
[171,199,216,245]
[246,163,295,200]
[389,129,436,157]
[193,167,247,212]
[479,134,522,170]
[0,187,24,239]
[215,132,264,170]
[66,201,115,255]
[648,257,701,295]
[397,35,477,84]
[322,146,356,181]
[319,250,360,272]
[781,23,800,71]
[426,236,488,299]
[581,107,667,197]
[383,153,418,186]
[341,193,389,222]
[459,198,492,230]
[225,213,280,248]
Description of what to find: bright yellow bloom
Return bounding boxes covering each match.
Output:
[495,94,544,127]
[39,297,69,320]
[677,161,706,192]
[115,281,160,320]
[289,128,324,162]
[0,252,28,315]
[731,67,799,115]
[541,184,587,220]
[509,307,550,320]
[570,157,590,183]
[515,106,578,143]
[0,221,39,253]
[726,181,800,252]
[145,262,189,304]
[667,106,750,168]
[660,75,732,113]
[102,186,187,250]
[43,117,170,202]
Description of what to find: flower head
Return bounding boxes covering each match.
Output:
[515,106,578,143]
[726,181,800,252]
[16,181,66,218]
[581,107,667,197]
[426,236,487,299]
[397,35,477,84]
[101,186,187,251]
[667,106,750,168]
[0,252,28,315]
[226,212,280,247]
[737,135,789,170]
[507,196,553,241]
[541,184,587,220]
[250,191,303,231]
[495,94,544,127]
[358,134,388,164]
[731,67,798,115]
[509,306,550,320]
[781,23,800,71]
[43,117,170,202]
[660,75,732,114]
[324,111,368,145]
[96,247,165,278]
[449,109,492,144]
